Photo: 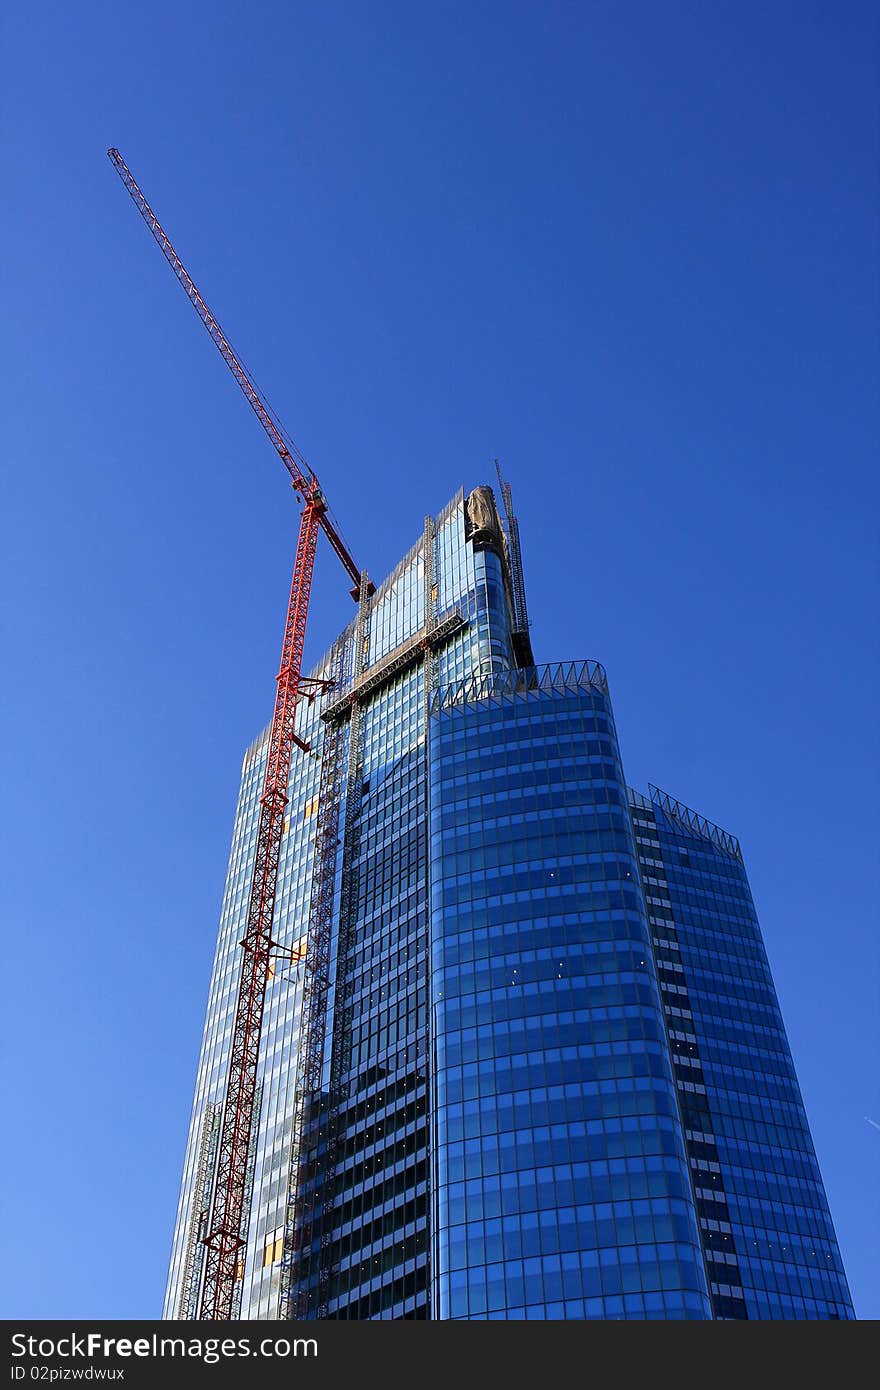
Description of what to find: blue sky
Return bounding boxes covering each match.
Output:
[2,1,877,1318]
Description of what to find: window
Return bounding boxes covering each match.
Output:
[263,1228,284,1267]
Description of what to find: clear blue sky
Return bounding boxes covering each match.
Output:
[2,1,877,1319]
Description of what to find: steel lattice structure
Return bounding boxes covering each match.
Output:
[278,636,351,1320]
[200,498,322,1316]
[109,150,367,1320]
[107,150,360,589]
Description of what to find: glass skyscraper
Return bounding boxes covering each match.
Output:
[163,484,853,1321]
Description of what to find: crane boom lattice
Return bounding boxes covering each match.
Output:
[108,149,369,1320]
[200,498,322,1318]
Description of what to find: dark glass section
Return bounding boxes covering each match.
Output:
[429,665,712,1320]
[319,737,431,1319]
[629,787,854,1320]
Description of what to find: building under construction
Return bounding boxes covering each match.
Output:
[161,478,852,1321]
[109,152,854,1321]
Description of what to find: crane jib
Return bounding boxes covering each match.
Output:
[107,148,360,581]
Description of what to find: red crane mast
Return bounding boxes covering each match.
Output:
[108,150,366,1320]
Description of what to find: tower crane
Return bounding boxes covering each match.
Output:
[108,150,369,1320]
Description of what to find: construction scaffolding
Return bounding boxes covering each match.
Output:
[495,461,534,669]
[176,1103,220,1320]
[277,631,351,1321]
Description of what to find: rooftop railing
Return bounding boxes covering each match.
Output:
[648,783,743,860]
[431,658,608,715]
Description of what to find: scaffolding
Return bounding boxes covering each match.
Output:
[277,633,350,1321]
[176,1102,220,1319]
[495,461,534,668]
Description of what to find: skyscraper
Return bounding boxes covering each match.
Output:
[164,484,853,1321]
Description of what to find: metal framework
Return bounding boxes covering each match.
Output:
[108,150,368,1320]
[320,612,465,723]
[431,658,608,715]
[278,635,351,1320]
[313,575,373,1316]
[649,785,743,860]
[107,149,360,590]
[202,499,322,1316]
[422,515,437,704]
[176,1102,221,1319]
[494,461,534,668]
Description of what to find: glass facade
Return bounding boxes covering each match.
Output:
[164,488,516,1319]
[163,681,326,1319]
[628,787,854,1319]
[294,499,516,1319]
[164,484,853,1321]
[429,665,710,1320]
